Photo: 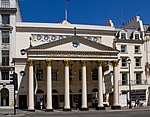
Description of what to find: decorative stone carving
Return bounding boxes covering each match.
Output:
[27,60,34,66]
[64,60,70,67]
[45,60,52,66]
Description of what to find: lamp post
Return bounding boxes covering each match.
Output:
[127,58,132,109]
[11,59,16,115]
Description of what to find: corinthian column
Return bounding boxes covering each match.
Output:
[111,60,121,110]
[63,60,71,111]
[81,60,89,111]
[45,60,53,112]
[27,60,35,111]
[96,61,105,110]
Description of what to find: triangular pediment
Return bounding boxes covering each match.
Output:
[28,36,118,53]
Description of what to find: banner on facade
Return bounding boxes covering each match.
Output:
[104,72,113,94]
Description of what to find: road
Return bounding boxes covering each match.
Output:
[0,108,150,117]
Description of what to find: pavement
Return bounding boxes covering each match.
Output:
[0,106,150,116]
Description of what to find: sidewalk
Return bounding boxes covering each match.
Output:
[0,106,150,116]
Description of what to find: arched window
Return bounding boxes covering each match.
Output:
[1,88,9,106]
[1,0,10,8]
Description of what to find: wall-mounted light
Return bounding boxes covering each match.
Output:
[20,71,25,77]
[20,49,26,55]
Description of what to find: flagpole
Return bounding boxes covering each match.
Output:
[65,0,68,21]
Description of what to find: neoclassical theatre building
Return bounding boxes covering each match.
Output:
[0,0,150,110]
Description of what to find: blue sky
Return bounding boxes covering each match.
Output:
[19,0,150,27]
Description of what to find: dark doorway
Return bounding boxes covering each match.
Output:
[109,92,114,106]
[52,95,58,109]
[19,95,27,109]
[1,88,9,106]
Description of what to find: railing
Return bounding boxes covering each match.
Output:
[118,79,148,86]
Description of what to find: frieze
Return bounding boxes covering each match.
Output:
[31,34,102,43]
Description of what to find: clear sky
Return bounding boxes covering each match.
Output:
[19,0,150,27]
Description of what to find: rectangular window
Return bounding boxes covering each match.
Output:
[135,34,140,40]
[1,0,10,8]
[121,33,126,40]
[2,31,9,44]
[121,45,127,53]
[135,46,140,53]
[121,58,127,67]
[52,69,57,81]
[135,58,141,67]
[36,69,43,81]
[136,73,142,84]
[2,50,9,66]
[92,69,98,80]
[122,73,128,85]
[1,70,9,80]
[2,14,10,24]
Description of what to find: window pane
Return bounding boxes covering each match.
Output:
[121,45,126,52]
[2,50,9,66]
[122,73,128,85]
[2,70,9,80]
[121,33,126,40]
[2,31,9,43]
[136,73,142,84]
[52,69,57,81]
[135,34,140,40]
[121,58,127,67]
[1,0,10,8]
[2,14,10,24]
[92,69,98,80]
[135,58,141,66]
[135,46,140,53]
[36,69,43,81]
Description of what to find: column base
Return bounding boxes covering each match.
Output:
[63,108,72,111]
[45,109,53,112]
[96,106,105,110]
[80,108,89,111]
[111,105,121,110]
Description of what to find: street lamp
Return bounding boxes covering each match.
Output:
[127,58,132,109]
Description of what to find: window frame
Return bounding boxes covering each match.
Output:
[122,73,128,85]
[1,70,9,80]
[1,0,10,8]
[92,69,98,80]
[121,58,127,67]
[52,69,57,81]
[121,45,127,53]
[2,14,10,25]
[135,57,141,67]
[134,45,140,53]
[2,31,9,44]
[120,33,126,40]
[136,72,142,84]
[2,50,9,66]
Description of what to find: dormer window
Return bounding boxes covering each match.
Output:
[135,33,140,40]
[121,33,126,40]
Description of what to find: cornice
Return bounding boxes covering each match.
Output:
[114,39,144,44]
[0,8,17,13]
[0,25,13,31]
[16,27,117,36]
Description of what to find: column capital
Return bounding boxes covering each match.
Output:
[98,60,106,67]
[64,60,70,67]
[110,60,119,67]
[45,60,52,66]
[27,60,34,66]
[81,60,87,66]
